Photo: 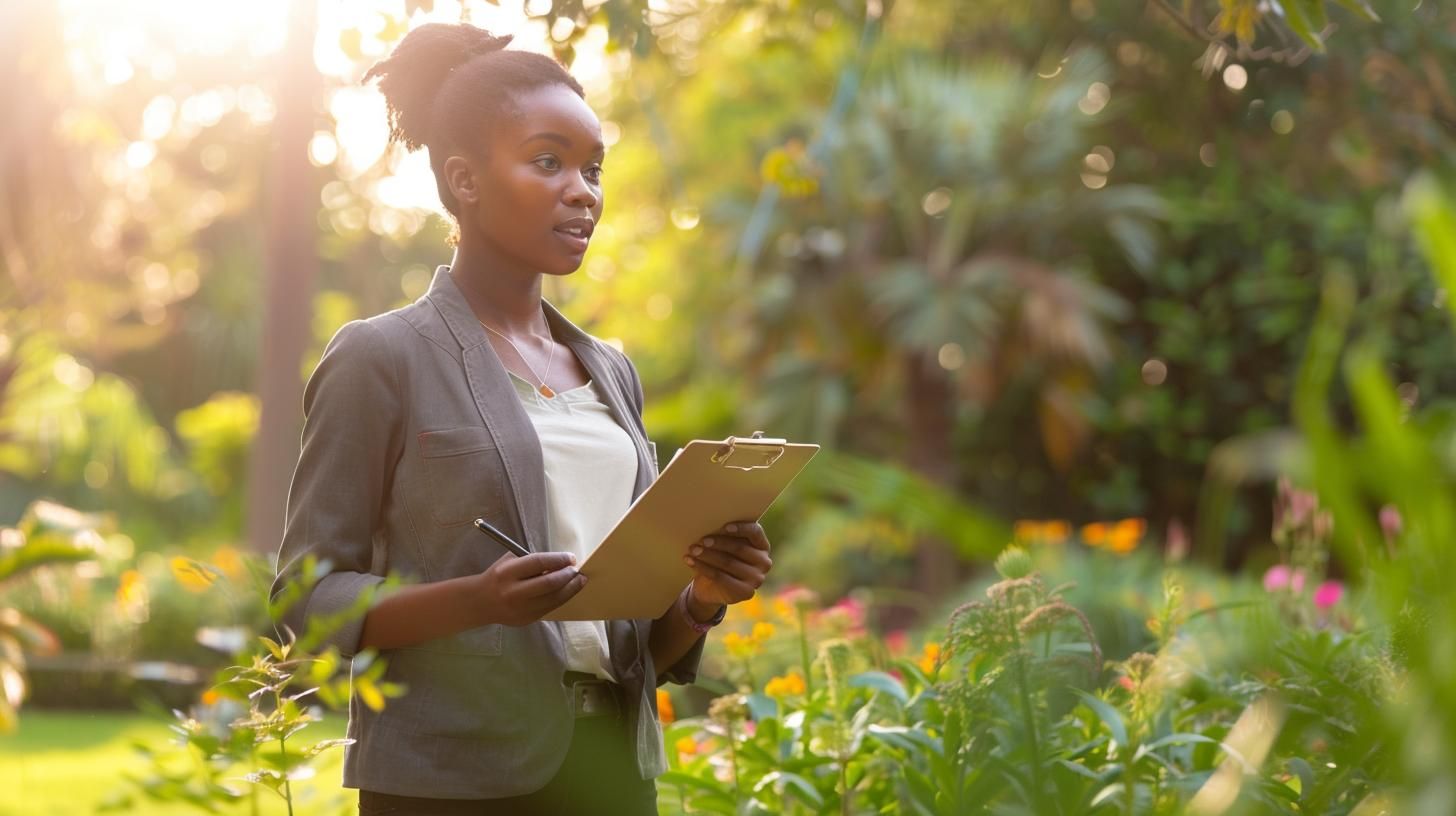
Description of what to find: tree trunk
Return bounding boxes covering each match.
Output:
[904,349,959,599]
[247,0,321,555]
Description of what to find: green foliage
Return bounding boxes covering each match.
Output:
[0,336,186,506]
[0,500,105,732]
[669,544,1396,815]
[174,393,259,498]
[664,174,1456,815]
[115,558,404,815]
[1276,173,1456,812]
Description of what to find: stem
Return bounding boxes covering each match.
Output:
[726,721,741,805]
[279,731,294,816]
[798,606,814,758]
[1124,754,1135,814]
[839,758,851,816]
[798,606,813,695]
[1012,650,1043,811]
[249,743,260,816]
[275,686,295,816]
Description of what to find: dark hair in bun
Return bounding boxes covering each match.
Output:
[364,23,586,240]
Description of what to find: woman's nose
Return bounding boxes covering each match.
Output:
[564,175,598,209]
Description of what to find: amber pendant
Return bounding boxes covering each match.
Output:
[539,384,556,398]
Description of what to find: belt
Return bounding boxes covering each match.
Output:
[563,670,624,719]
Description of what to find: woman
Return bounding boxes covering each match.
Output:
[270,23,774,815]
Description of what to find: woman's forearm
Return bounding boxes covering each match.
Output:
[649,586,719,679]
[358,575,485,651]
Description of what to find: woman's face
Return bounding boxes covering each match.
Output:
[455,84,605,277]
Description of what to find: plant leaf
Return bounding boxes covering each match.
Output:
[1073,689,1129,750]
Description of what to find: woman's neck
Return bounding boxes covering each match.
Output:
[447,243,549,338]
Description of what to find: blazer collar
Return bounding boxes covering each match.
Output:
[422,265,651,554]
[424,265,598,353]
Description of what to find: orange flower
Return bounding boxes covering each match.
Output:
[656,688,675,723]
[675,736,697,757]
[201,689,221,706]
[1106,518,1146,555]
[1081,522,1109,548]
[1015,520,1072,544]
[917,642,942,674]
[764,671,806,699]
[751,621,776,642]
[737,593,766,621]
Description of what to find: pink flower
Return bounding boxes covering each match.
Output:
[825,597,866,630]
[1275,477,1319,529]
[1263,565,1292,592]
[885,629,909,656]
[1379,505,1402,540]
[1263,565,1306,593]
[1313,581,1344,610]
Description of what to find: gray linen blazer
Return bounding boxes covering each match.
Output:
[270,266,703,798]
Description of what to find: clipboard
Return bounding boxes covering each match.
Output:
[544,433,820,620]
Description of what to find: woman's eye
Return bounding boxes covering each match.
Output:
[535,156,560,171]
[585,165,603,183]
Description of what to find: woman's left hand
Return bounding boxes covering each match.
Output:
[684,521,772,608]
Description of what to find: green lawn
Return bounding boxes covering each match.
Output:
[0,710,355,816]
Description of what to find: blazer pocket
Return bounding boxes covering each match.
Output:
[418,427,506,528]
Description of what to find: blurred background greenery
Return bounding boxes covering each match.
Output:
[2,0,1454,813]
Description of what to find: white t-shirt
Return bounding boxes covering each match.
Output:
[509,371,637,680]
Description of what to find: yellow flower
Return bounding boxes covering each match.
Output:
[656,688,675,724]
[170,556,219,592]
[675,736,697,757]
[722,630,759,659]
[772,597,795,621]
[211,546,246,580]
[917,642,942,674]
[764,671,807,699]
[751,621,776,643]
[116,570,146,605]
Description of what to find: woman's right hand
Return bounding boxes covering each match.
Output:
[471,552,588,626]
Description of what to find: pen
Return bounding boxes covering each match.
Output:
[472,517,530,558]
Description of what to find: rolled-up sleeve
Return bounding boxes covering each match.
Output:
[655,629,707,687]
[270,319,403,659]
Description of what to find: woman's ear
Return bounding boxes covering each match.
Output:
[443,154,479,207]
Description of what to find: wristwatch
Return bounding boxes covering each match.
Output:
[677,585,726,634]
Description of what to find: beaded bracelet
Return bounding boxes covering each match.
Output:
[677,585,726,634]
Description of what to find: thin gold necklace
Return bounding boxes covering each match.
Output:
[478,320,557,398]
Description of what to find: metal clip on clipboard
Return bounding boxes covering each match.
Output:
[711,430,788,471]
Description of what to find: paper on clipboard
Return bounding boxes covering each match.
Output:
[544,435,820,621]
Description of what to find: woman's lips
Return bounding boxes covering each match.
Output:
[554,228,589,253]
